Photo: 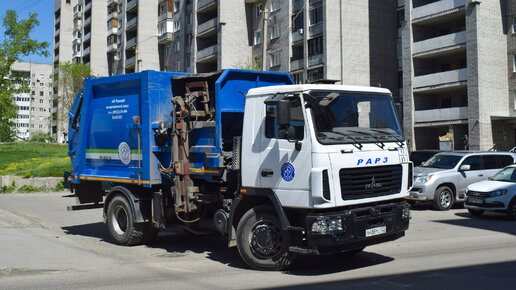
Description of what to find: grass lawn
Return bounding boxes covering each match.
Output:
[0,142,71,177]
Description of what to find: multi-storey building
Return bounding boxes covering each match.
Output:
[402,0,515,151]
[11,62,53,140]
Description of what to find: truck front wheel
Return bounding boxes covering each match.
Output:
[107,195,149,246]
[236,206,295,271]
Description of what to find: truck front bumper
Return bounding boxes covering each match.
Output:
[293,201,410,255]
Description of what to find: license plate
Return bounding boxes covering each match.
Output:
[366,226,387,237]
[468,197,483,204]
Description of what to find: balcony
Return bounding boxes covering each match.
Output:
[309,23,323,36]
[55,41,60,48]
[84,16,91,27]
[84,32,91,41]
[197,44,217,62]
[292,30,303,43]
[83,47,91,56]
[73,51,82,58]
[159,12,173,22]
[107,43,118,52]
[198,0,216,12]
[54,53,59,62]
[308,54,324,67]
[107,0,118,6]
[127,17,137,31]
[158,32,173,44]
[415,106,468,124]
[126,36,137,49]
[108,28,118,35]
[74,19,82,29]
[413,31,466,57]
[85,1,92,11]
[197,18,217,36]
[127,0,138,12]
[293,0,303,12]
[291,58,303,71]
[107,10,118,20]
[55,16,61,24]
[413,0,465,23]
[413,68,467,91]
[125,56,136,68]
[55,28,60,36]
[73,37,81,45]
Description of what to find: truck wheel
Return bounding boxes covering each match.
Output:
[433,186,454,211]
[236,206,295,271]
[506,199,516,220]
[107,195,145,246]
[468,208,484,216]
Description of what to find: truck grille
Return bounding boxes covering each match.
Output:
[340,165,402,200]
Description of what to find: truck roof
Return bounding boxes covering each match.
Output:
[246,84,392,97]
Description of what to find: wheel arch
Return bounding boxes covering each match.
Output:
[104,186,146,223]
[437,183,456,198]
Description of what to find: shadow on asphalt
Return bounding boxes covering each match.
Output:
[435,213,516,236]
[61,223,395,274]
[409,201,463,211]
[264,260,516,289]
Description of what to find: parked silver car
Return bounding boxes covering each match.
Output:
[406,152,516,210]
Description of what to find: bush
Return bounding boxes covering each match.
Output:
[17,185,42,192]
[55,181,65,191]
[29,131,54,143]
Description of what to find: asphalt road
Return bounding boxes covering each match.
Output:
[1,192,516,289]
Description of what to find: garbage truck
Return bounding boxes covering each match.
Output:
[65,69,412,270]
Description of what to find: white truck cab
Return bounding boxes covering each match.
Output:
[231,84,412,269]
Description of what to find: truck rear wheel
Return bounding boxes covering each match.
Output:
[236,206,295,271]
[107,195,150,246]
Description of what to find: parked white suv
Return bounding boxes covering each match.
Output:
[407,152,516,210]
[465,164,516,219]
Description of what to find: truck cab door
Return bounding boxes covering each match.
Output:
[258,97,312,204]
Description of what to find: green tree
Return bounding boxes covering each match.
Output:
[56,62,92,125]
[235,57,263,71]
[0,10,49,142]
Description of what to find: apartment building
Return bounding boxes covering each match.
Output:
[11,62,53,140]
[402,0,515,151]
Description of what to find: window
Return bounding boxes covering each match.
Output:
[165,47,170,57]
[514,91,516,110]
[308,36,323,56]
[255,4,263,18]
[310,5,323,25]
[186,13,192,25]
[270,51,280,67]
[39,116,44,121]
[270,24,279,40]
[173,41,180,52]
[31,82,35,87]
[40,74,44,80]
[254,30,261,45]
[174,61,180,71]
[307,67,324,83]
[39,108,45,112]
[290,71,303,84]
[32,73,35,79]
[39,99,44,104]
[499,155,515,167]
[40,91,44,97]
[173,0,180,13]
[39,124,43,129]
[30,124,34,128]
[40,82,45,88]
[269,0,280,13]
[173,21,180,32]
[462,155,481,170]
[293,12,303,31]
[482,155,498,170]
[265,98,304,140]
[31,116,34,120]
[398,10,405,28]
[513,16,516,34]
[513,54,516,72]
[186,34,192,47]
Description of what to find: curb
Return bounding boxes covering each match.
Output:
[0,175,62,192]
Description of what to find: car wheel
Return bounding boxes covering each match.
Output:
[468,208,484,216]
[433,186,454,211]
[506,199,516,220]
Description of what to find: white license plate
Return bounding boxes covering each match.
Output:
[365,226,387,237]
[468,197,483,204]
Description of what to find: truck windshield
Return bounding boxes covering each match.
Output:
[306,91,404,145]
[420,154,462,169]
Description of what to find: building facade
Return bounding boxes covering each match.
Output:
[402,0,516,151]
[11,62,53,140]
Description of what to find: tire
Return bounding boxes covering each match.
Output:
[236,206,295,271]
[433,186,454,211]
[506,199,516,220]
[107,195,145,246]
[468,208,484,216]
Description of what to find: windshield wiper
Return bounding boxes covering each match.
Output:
[348,129,385,149]
[370,129,404,148]
[328,131,363,150]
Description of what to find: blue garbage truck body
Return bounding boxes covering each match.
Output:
[66,69,411,271]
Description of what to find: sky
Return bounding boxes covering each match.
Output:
[0,0,54,64]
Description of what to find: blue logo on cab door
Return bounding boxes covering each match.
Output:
[281,163,295,182]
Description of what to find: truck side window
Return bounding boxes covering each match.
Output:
[462,155,482,170]
[265,98,304,140]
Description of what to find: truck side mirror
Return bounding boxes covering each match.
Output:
[276,100,291,126]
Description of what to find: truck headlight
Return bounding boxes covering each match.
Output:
[311,218,343,234]
[402,206,411,220]
[415,175,432,183]
[489,189,507,197]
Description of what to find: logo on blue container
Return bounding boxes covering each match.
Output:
[281,163,295,182]
[118,142,132,165]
